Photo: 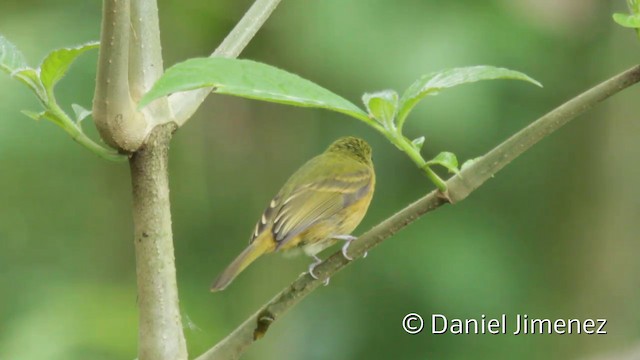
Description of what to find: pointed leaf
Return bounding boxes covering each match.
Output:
[139,58,369,121]
[12,68,46,99]
[411,136,425,150]
[13,67,40,86]
[362,90,399,129]
[0,37,46,99]
[39,41,99,91]
[37,109,65,127]
[21,110,44,121]
[71,103,91,124]
[613,13,640,28]
[397,66,542,127]
[426,151,460,174]
[23,109,65,127]
[0,35,28,74]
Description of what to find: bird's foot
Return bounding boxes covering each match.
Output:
[308,255,329,286]
[334,234,367,261]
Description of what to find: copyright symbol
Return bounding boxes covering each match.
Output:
[402,313,424,334]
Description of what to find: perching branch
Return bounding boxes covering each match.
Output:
[196,64,640,360]
[169,0,283,126]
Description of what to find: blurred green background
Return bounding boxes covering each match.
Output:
[1,1,639,359]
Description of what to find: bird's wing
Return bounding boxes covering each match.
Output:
[270,166,372,247]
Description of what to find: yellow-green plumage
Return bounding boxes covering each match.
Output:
[211,136,375,291]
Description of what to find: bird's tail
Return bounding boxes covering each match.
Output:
[210,236,273,292]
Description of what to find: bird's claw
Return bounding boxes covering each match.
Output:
[308,256,330,286]
[336,235,367,261]
[341,241,354,261]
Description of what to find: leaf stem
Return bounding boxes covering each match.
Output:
[384,130,448,192]
[169,0,283,126]
[45,90,126,161]
[69,129,126,161]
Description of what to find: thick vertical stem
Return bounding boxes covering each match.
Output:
[129,123,187,360]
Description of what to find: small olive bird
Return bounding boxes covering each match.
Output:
[211,136,375,291]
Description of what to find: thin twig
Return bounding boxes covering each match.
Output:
[195,65,640,360]
[169,0,283,126]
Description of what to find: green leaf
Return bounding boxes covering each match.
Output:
[139,58,370,121]
[71,103,91,124]
[0,37,122,162]
[362,90,399,129]
[13,68,40,87]
[39,41,99,91]
[411,136,425,150]
[12,68,46,99]
[426,151,460,174]
[613,13,640,28]
[0,35,28,74]
[613,12,640,39]
[0,36,47,100]
[21,108,64,127]
[397,66,542,128]
[37,109,66,127]
[21,110,44,121]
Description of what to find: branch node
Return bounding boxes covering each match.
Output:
[436,189,454,204]
[254,310,276,340]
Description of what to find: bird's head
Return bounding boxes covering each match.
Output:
[326,136,372,165]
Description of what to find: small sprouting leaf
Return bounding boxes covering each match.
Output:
[21,109,63,126]
[397,66,542,127]
[21,110,44,121]
[39,41,99,91]
[13,68,39,86]
[0,36,123,162]
[426,151,460,174]
[613,11,640,39]
[139,58,370,122]
[12,68,46,99]
[362,90,399,129]
[36,109,64,126]
[0,36,47,100]
[71,103,91,124]
[613,13,640,28]
[411,136,425,150]
[0,35,28,74]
